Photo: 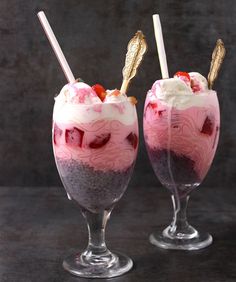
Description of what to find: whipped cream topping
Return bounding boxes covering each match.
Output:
[147,73,217,110]
[60,82,101,104]
[53,83,137,125]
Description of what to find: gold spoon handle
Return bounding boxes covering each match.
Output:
[208,39,226,89]
[120,31,147,94]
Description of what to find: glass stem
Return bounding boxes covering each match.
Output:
[82,209,112,257]
[165,193,199,240]
[171,195,189,230]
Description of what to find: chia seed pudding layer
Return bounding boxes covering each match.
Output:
[146,147,200,195]
[56,158,135,213]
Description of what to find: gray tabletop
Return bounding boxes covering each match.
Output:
[0,185,235,282]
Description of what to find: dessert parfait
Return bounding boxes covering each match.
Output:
[53,82,138,212]
[144,71,220,196]
[144,13,225,250]
[38,10,146,276]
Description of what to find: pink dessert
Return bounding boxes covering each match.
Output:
[53,81,138,212]
[143,72,220,194]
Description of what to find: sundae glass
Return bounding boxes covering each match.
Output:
[144,14,225,250]
[38,11,147,277]
[144,71,220,250]
[53,83,139,277]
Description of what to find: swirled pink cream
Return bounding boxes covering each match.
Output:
[53,82,138,172]
[143,72,220,180]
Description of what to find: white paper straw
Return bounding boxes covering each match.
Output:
[152,14,169,79]
[37,11,75,83]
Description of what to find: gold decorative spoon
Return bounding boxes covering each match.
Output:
[120,31,147,94]
[208,39,226,89]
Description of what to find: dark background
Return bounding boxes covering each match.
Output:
[0,0,235,187]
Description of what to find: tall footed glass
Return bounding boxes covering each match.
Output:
[143,73,220,250]
[53,83,138,277]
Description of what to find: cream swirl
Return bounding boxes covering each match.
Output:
[54,84,137,125]
[148,74,217,110]
[53,101,137,125]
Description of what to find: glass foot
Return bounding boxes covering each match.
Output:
[149,228,213,250]
[63,251,133,278]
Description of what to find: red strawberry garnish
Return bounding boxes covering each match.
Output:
[53,123,63,145]
[89,133,111,149]
[65,127,84,147]
[126,132,138,149]
[92,84,107,102]
[174,71,190,83]
[175,71,190,78]
[201,116,214,136]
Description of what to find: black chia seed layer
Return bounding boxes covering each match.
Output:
[146,147,200,195]
[56,158,135,213]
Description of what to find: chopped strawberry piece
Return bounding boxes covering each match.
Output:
[145,102,158,114]
[201,116,214,135]
[149,102,158,109]
[92,84,106,94]
[174,71,190,82]
[144,102,159,119]
[92,84,107,101]
[65,127,84,147]
[89,133,111,149]
[126,132,138,149]
[53,123,63,145]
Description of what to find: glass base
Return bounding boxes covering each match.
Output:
[149,227,213,250]
[63,251,133,278]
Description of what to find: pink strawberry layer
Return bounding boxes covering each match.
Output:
[143,99,220,180]
[53,119,138,172]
